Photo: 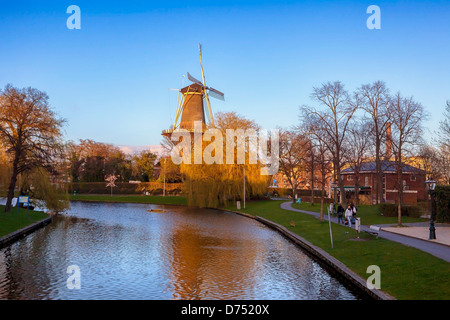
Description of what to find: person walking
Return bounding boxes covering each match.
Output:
[345,205,353,227]
[337,204,344,224]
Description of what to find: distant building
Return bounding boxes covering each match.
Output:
[340,160,426,204]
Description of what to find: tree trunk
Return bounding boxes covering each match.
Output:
[354,172,360,206]
[5,155,19,212]
[397,151,403,226]
[292,187,296,203]
[375,135,382,205]
[336,167,347,208]
[376,157,382,204]
[310,150,315,205]
[320,189,324,222]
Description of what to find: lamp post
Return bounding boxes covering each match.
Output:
[243,166,246,209]
[163,158,166,197]
[331,181,338,215]
[425,178,437,240]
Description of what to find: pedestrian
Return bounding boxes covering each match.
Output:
[345,205,353,227]
[337,203,344,224]
[350,205,358,226]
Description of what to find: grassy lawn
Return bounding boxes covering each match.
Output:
[228,200,450,300]
[0,205,49,238]
[292,202,428,226]
[69,194,188,206]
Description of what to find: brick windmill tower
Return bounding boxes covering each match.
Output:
[162,44,224,138]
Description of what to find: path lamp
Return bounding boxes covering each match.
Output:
[425,178,437,240]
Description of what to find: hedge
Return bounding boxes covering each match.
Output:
[69,182,183,195]
[267,187,325,197]
[378,203,423,218]
[435,185,450,223]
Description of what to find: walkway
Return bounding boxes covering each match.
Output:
[280,201,450,263]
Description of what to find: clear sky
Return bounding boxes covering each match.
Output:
[1,0,449,147]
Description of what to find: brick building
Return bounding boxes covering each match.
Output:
[340,160,426,204]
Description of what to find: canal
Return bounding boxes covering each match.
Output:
[0,201,360,300]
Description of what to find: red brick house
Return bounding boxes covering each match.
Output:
[340,160,426,204]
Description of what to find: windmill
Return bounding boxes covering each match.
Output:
[162,44,224,136]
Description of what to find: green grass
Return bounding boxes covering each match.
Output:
[0,205,49,238]
[292,202,428,226]
[228,200,450,300]
[69,194,187,206]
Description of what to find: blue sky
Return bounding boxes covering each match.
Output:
[0,0,449,147]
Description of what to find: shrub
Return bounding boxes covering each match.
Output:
[70,182,139,194]
[267,187,325,198]
[378,203,423,218]
[435,185,450,223]
[69,182,184,195]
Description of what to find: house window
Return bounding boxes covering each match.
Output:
[411,175,416,181]
[347,175,353,181]
[365,176,369,186]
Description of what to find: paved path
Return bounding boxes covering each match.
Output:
[381,224,450,247]
[280,201,450,263]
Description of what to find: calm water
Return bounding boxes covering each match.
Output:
[0,201,359,300]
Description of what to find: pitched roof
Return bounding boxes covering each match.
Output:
[341,160,425,174]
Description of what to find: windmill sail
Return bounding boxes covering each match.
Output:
[207,87,225,101]
[187,72,203,86]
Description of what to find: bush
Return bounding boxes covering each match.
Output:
[69,182,184,195]
[378,203,423,218]
[151,188,163,195]
[267,187,324,197]
[435,185,450,223]
[70,182,139,194]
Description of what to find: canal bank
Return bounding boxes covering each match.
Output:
[223,209,394,300]
[0,201,358,300]
[227,200,450,300]
[2,197,447,300]
[0,216,52,250]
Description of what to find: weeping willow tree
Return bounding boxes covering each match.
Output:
[179,112,271,208]
[20,167,70,213]
[0,147,12,194]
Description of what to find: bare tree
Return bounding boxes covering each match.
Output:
[278,129,310,202]
[434,101,450,184]
[436,145,450,185]
[357,81,391,204]
[312,138,333,222]
[389,92,427,225]
[344,120,372,205]
[300,81,359,208]
[438,101,450,150]
[305,141,316,205]
[0,84,65,212]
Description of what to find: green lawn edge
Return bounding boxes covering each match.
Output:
[69,194,187,206]
[0,205,49,238]
[291,202,428,226]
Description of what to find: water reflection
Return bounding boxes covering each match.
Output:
[0,202,359,300]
